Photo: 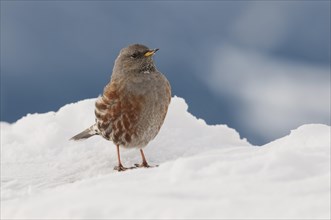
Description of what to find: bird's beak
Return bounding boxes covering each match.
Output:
[144,48,159,57]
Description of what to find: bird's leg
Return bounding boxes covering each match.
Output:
[135,149,158,168]
[139,149,149,167]
[114,145,129,172]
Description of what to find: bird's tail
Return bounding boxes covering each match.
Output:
[70,124,99,141]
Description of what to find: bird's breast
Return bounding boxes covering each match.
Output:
[95,74,171,148]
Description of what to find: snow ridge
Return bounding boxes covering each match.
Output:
[1,97,330,219]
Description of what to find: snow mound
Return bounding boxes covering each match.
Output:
[1,97,330,219]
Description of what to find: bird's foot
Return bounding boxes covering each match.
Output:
[114,164,136,172]
[134,162,158,168]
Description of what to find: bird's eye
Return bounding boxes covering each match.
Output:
[131,53,139,59]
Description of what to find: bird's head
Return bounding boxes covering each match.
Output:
[113,44,159,77]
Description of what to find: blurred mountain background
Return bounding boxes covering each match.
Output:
[1,1,330,145]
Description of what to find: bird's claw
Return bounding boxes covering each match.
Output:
[114,164,136,172]
[114,163,158,172]
[134,163,158,168]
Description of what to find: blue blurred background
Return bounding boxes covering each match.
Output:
[1,1,330,145]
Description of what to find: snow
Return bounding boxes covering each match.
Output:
[1,96,330,219]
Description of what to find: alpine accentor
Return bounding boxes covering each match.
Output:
[71,44,171,171]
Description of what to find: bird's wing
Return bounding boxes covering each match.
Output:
[94,81,145,143]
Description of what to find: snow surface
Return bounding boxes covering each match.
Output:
[1,97,330,219]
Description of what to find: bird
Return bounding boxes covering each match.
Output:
[70,44,171,172]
